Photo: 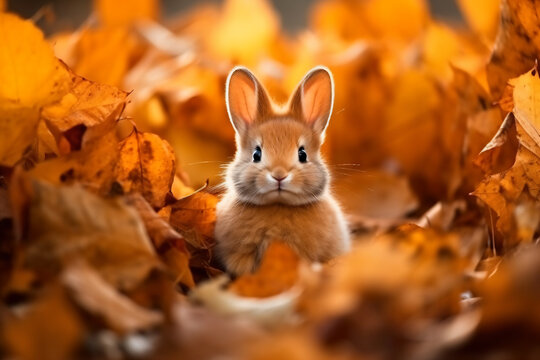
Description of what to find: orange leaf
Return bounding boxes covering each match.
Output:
[94,0,159,26]
[114,130,176,208]
[41,66,128,151]
[229,241,300,298]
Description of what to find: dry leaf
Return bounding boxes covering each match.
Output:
[457,0,501,41]
[13,177,160,290]
[334,170,418,222]
[2,285,83,360]
[486,0,539,99]
[114,130,176,208]
[206,0,279,64]
[0,13,70,166]
[94,0,159,26]
[125,193,194,289]
[62,261,163,334]
[230,241,300,298]
[169,186,218,246]
[41,67,128,151]
[74,27,139,86]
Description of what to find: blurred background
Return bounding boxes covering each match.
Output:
[8,0,463,33]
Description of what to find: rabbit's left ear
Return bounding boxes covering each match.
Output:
[289,66,334,135]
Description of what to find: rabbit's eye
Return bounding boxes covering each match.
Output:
[253,146,262,162]
[298,146,307,163]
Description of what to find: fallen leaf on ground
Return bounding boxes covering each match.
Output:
[62,260,163,334]
[41,67,128,152]
[114,130,176,208]
[2,285,83,360]
[125,193,194,289]
[12,177,160,290]
[94,0,159,27]
[230,241,300,298]
[0,13,70,166]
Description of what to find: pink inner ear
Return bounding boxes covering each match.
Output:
[228,71,258,125]
[301,72,332,125]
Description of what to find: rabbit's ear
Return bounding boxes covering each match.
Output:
[289,66,334,135]
[226,66,272,134]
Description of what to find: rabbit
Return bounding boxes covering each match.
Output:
[214,65,350,275]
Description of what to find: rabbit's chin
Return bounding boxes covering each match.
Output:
[239,189,320,206]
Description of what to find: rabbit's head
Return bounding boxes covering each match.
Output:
[225,66,334,206]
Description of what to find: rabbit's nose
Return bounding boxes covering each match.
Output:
[272,175,287,182]
[271,168,288,182]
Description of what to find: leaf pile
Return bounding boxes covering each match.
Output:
[1,0,540,359]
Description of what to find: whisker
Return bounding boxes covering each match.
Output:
[186,160,229,166]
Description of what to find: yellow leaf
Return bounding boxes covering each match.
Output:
[457,0,500,41]
[510,66,540,150]
[206,0,280,64]
[94,0,159,26]
[0,13,70,165]
[74,27,137,86]
[361,0,428,41]
[311,0,427,43]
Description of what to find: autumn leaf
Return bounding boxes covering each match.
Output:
[94,0,159,27]
[333,170,418,232]
[206,0,280,64]
[74,27,138,86]
[114,130,176,208]
[311,0,427,43]
[11,177,161,290]
[41,66,128,152]
[168,186,221,280]
[169,186,218,246]
[457,0,501,41]
[125,193,194,289]
[0,13,70,166]
[486,0,540,99]
[474,113,518,175]
[2,286,83,360]
[474,66,540,247]
[26,125,120,193]
[229,241,300,298]
[62,261,163,334]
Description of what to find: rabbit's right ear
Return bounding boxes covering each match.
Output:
[226,67,271,134]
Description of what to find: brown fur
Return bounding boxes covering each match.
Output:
[215,66,350,274]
